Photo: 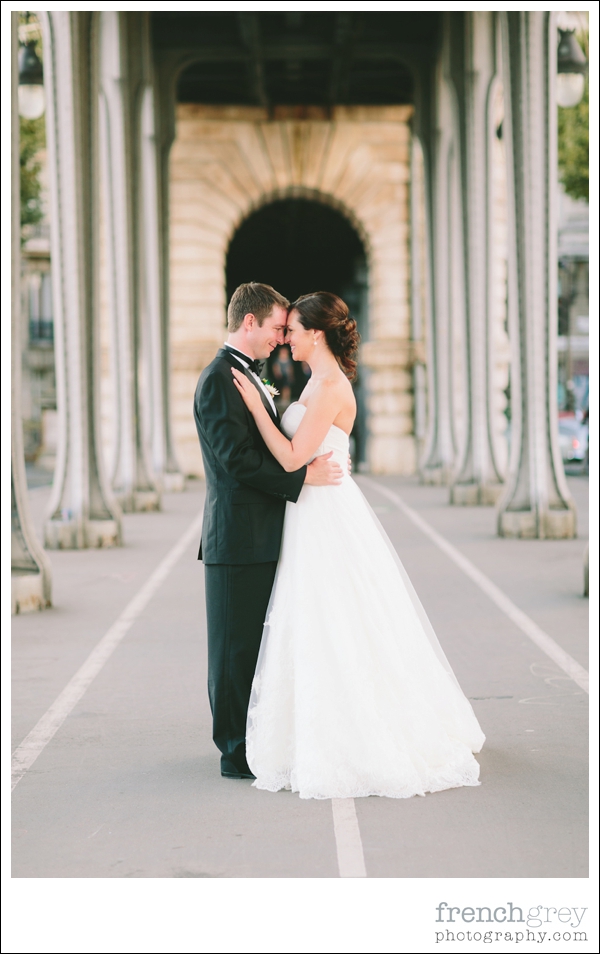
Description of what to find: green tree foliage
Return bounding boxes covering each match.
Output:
[20,114,46,237]
[557,31,589,203]
[19,12,45,240]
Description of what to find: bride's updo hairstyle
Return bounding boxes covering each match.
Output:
[291,291,360,380]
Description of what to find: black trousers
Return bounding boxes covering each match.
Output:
[204,561,278,773]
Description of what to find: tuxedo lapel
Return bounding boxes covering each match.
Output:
[245,369,280,424]
[219,348,279,424]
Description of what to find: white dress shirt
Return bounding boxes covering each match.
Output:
[223,342,278,416]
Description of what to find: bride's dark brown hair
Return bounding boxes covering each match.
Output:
[290,291,360,381]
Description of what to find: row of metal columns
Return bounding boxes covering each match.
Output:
[11,11,578,613]
[416,11,576,538]
[11,12,182,612]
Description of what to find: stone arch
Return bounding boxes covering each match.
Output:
[169,104,414,475]
[225,187,372,328]
[225,186,372,262]
[223,187,372,344]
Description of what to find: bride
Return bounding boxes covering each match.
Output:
[231,291,485,800]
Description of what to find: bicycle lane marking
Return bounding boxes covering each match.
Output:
[359,477,589,694]
[11,511,204,791]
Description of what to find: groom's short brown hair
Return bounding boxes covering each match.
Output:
[227,282,290,332]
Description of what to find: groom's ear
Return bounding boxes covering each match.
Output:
[243,312,256,330]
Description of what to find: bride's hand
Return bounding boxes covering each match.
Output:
[231,367,263,415]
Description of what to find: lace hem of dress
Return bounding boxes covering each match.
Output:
[250,761,481,800]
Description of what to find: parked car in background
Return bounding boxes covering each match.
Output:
[558,414,589,462]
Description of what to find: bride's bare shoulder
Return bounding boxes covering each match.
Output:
[308,373,350,404]
[314,369,353,394]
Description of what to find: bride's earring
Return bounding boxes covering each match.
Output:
[313,336,318,347]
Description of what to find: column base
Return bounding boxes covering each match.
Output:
[450,482,504,506]
[133,490,161,511]
[12,572,49,614]
[162,472,185,493]
[45,517,121,549]
[420,465,452,486]
[498,508,576,540]
[115,490,161,513]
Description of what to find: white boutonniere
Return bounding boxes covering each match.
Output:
[262,379,280,398]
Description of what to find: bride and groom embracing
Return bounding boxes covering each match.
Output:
[193,282,484,800]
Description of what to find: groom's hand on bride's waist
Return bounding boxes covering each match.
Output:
[305,452,344,486]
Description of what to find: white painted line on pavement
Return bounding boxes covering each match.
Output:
[331,798,367,877]
[360,478,589,695]
[11,511,204,792]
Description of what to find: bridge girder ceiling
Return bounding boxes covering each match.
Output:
[151,11,441,107]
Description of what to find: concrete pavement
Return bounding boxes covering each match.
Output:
[12,474,588,878]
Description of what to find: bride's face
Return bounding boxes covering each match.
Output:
[286,310,315,362]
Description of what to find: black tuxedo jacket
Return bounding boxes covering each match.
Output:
[193,348,307,565]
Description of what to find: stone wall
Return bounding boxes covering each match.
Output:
[168,104,415,476]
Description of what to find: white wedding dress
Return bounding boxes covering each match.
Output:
[246,403,485,799]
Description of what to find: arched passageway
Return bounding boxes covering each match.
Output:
[226,199,369,464]
[226,199,367,306]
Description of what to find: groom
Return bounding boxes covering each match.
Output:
[193,282,343,779]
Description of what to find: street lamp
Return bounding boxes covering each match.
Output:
[556,29,587,108]
[18,41,45,119]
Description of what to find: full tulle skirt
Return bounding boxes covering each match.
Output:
[246,474,485,800]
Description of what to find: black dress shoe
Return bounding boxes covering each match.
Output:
[220,756,255,779]
[221,768,256,780]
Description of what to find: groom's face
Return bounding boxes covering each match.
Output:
[250,305,288,360]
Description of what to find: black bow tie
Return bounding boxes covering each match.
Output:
[226,346,264,377]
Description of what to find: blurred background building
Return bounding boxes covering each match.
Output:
[557,190,589,411]
[12,11,589,611]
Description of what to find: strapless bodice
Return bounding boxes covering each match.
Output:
[281,402,350,471]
